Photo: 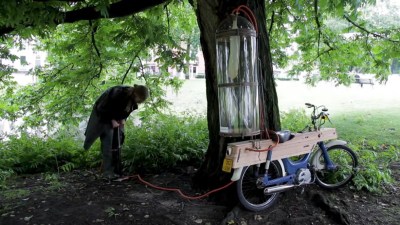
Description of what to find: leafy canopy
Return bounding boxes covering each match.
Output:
[1,1,199,128]
[1,0,400,128]
[266,0,400,84]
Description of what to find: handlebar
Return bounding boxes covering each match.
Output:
[304,103,331,131]
[305,103,314,108]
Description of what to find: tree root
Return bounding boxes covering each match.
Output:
[311,192,350,225]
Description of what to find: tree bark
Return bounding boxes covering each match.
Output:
[251,0,281,131]
[192,0,280,188]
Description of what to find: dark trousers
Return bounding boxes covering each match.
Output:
[84,110,125,175]
[99,125,125,175]
[111,126,125,175]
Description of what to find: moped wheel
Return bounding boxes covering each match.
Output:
[236,161,284,212]
[315,145,358,189]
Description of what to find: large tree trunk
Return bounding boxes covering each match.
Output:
[192,0,281,188]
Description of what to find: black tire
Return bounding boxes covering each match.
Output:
[236,161,284,212]
[315,145,358,189]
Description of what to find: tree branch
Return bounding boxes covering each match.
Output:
[311,47,334,62]
[344,15,400,43]
[121,58,135,85]
[121,46,145,84]
[268,0,276,34]
[165,4,171,37]
[62,0,169,23]
[89,20,102,78]
[268,11,275,34]
[365,35,379,65]
[0,0,169,36]
[314,0,322,58]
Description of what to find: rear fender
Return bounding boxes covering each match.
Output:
[325,140,347,148]
[231,167,243,181]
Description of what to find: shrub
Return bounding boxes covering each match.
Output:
[350,143,399,192]
[0,131,99,183]
[0,113,209,184]
[280,108,309,132]
[122,113,208,173]
[1,133,57,174]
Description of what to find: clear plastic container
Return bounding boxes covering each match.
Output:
[216,15,259,137]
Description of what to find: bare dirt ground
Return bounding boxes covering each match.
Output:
[1,163,399,225]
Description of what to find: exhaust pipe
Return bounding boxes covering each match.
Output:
[264,184,295,195]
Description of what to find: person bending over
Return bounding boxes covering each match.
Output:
[83,84,149,179]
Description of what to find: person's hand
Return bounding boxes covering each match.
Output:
[111,119,120,128]
[119,119,125,125]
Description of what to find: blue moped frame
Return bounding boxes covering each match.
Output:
[261,141,336,186]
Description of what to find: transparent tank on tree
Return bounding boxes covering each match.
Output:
[216,15,260,137]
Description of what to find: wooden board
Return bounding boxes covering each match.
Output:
[224,128,338,169]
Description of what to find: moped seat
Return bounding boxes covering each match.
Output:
[275,130,293,143]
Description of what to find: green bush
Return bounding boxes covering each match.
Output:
[122,113,208,173]
[280,108,309,132]
[0,113,209,184]
[0,130,99,186]
[350,142,399,192]
[0,134,75,183]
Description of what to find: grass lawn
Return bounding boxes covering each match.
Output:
[167,77,400,150]
[333,108,400,147]
[332,108,400,191]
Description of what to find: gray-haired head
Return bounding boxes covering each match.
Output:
[133,84,149,104]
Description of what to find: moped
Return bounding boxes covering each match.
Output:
[222,103,358,211]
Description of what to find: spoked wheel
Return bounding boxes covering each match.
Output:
[236,160,284,212]
[315,145,358,189]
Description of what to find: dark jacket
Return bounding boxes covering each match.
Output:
[83,85,138,150]
[94,85,138,123]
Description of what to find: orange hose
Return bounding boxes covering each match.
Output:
[123,174,235,200]
[245,130,279,152]
[237,5,258,32]
[232,5,258,33]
